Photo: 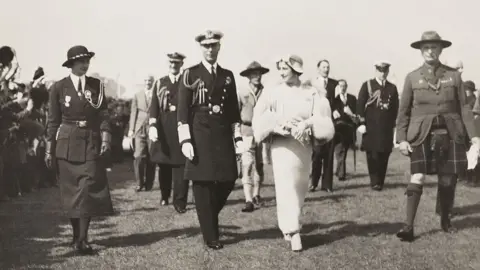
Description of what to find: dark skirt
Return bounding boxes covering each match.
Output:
[57,158,114,218]
[410,136,467,175]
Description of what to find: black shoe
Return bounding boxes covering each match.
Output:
[321,188,333,193]
[74,241,95,255]
[308,186,316,192]
[174,204,187,214]
[205,240,223,250]
[252,195,263,206]
[396,226,414,242]
[338,176,346,181]
[441,216,456,233]
[136,186,145,192]
[241,201,254,212]
[372,185,383,191]
[161,199,169,206]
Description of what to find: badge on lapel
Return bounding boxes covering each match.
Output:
[84,90,92,100]
[225,76,232,86]
[65,95,71,107]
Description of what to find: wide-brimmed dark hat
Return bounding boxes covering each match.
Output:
[410,31,452,49]
[62,45,95,67]
[464,80,476,91]
[240,61,270,77]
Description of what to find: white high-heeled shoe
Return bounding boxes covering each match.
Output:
[284,234,291,241]
[290,233,302,252]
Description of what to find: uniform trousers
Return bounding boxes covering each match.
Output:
[311,140,335,190]
[366,151,391,187]
[334,140,351,179]
[159,164,189,208]
[192,181,235,242]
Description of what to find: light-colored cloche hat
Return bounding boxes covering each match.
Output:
[276,55,304,74]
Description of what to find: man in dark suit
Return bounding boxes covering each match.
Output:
[128,76,156,192]
[176,30,243,250]
[149,52,188,210]
[332,79,357,180]
[310,59,338,192]
[357,61,399,191]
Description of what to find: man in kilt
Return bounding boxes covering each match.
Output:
[396,31,480,242]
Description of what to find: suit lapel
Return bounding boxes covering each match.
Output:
[213,65,226,95]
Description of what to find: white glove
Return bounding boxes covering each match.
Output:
[127,130,134,137]
[291,121,311,142]
[148,126,158,142]
[182,142,195,160]
[467,143,480,170]
[333,110,341,119]
[235,140,247,154]
[357,125,366,134]
[344,106,353,116]
[273,124,291,136]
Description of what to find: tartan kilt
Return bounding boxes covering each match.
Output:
[410,136,467,175]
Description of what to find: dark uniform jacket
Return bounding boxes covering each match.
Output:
[396,64,478,147]
[149,75,185,165]
[46,76,110,163]
[357,79,399,152]
[177,62,241,182]
[332,93,357,145]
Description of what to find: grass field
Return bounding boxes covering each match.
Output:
[1,150,480,270]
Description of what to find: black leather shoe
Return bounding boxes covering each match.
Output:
[205,240,223,250]
[136,186,145,192]
[309,186,316,192]
[74,241,95,255]
[396,226,414,242]
[174,204,187,214]
[241,201,254,212]
[161,199,169,206]
[372,185,383,191]
[338,177,346,181]
[252,196,263,206]
[441,216,457,233]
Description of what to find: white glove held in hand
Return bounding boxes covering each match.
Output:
[182,142,195,160]
[148,126,158,142]
[357,125,366,134]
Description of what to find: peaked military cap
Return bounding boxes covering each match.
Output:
[195,30,224,45]
[410,31,452,49]
[167,52,186,62]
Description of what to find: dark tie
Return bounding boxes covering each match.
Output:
[78,79,83,97]
[211,66,216,81]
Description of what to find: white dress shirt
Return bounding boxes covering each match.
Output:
[70,73,86,93]
[375,78,386,87]
[169,73,181,84]
[202,60,218,74]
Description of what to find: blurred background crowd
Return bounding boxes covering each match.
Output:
[0,46,131,202]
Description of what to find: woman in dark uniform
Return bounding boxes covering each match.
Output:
[395,31,480,242]
[45,45,113,255]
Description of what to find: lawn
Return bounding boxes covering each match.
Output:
[1,150,479,270]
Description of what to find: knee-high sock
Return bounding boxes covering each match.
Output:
[405,183,423,227]
[70,218,79,242]
[78,217,91,242]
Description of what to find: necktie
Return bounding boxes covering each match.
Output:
[78,78,83,97]
[211,66,216,81]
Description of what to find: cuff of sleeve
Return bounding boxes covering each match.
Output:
[232,122,241,139]
[149,118,157,126]
[180,138,192,146]
[234,137,243,143]
[178,123,191,143]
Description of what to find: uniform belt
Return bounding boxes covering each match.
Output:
[194,105,224,115]
[62,120,88,128]
[241,121,252,126]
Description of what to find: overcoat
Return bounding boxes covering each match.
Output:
[149,75,185,165]
[177,63,241,182]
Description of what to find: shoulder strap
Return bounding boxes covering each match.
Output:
[367,80,372,96]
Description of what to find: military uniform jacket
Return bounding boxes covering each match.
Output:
[46,76,110,163]
[149,75,185,165]
[357,79,399,152]
[396,64,478,147]
[177,63,241,181]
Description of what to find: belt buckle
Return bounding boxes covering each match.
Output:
[77,121,87,128]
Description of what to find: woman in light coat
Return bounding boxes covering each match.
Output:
[252,55,334,251]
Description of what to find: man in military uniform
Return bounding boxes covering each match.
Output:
[237,61,269,212]
[149,52,189,211]
[310,59,338,192]
[128,76,156,192]
[176,30,243,250]
[396,31,480,242]
[332,79,357,180]
[357,61,399,191]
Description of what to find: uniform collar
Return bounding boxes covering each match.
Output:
[69,73,86,91]
[202,60,218,74]
[169,72,181,84]
[375,77,386,87]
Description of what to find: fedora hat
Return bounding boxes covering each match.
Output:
[62,45,95,67]
[276,55,303,74]
[410,31,452,49]
[240,61,270,77]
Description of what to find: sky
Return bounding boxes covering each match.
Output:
[2,0,479,98]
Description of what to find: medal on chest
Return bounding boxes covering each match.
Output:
[64,95,71,107]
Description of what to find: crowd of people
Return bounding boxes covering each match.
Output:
[2,28,480,256]
[0,46,130,202]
